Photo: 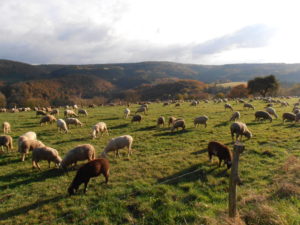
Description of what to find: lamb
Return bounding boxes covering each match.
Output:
[243,103,255,110]
[194,116,208,128]
[101,135,133,158]
[65,118,83,128]
[229,111,241,122]
[208,141,232,169]
[64,109,78,117]
[32,146,62,170]
[135,106,147,115]
[171,119,186,132]
[50,109,59,116]
[124,108,130,119]
[224,103,233,111]
[255,111,273,122]
[92,122,109,139]
[282,112,296,123]
[19,139,45,161]
[60,144,96,170]
[36,110,46,117]
[40,115,57,126]
[0,135,13,152]
[2,122,11,134]
[78,109,88,116]
[157,116,165,127]
[57,119,68,133]
[168,116,177,127]
[131,115,142,123]
[68,158,110,195]
[265,107,278,119]
[230,122,252,141]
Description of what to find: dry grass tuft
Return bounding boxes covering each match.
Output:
[274,183,300,198]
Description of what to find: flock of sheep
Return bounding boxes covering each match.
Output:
[0,96,299,195]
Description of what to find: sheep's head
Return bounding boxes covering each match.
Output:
[245,131,252,140]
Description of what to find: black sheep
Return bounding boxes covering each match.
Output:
[208,141,232,169]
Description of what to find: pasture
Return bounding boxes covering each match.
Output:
[0,100,300,225]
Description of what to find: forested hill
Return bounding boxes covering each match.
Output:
[1,60,300,87]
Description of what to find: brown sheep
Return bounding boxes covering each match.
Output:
[282,112,296,123]
[208,141,232,169]
[68,158,110,195]
[40,115,57,126]
[0,135,13,152]
[157,116,165,127]
[168,116,177,127]
[171,119,186,132]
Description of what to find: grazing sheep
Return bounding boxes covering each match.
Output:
[64,109,78,117]
[194,116,208,128]
[101,135,133,158]
[157,116,165,127]
[168,116,177,127]
[265,107,278,119]
[78,109,88,116]
[295,113,300,123]
[2,122,11,134]
[124,108,130,119]
[19,139,45,161]
[68,158,110,195]
[266,103,273,107]
[65,118,83,128]
[175,103,181,107]
[92,122,109,139]
[131,115,142,123]
[243,103,255,110]
[57,119,68,133]
[32,146,62,170]
[255,111,273,122]
[229,111,241,122]
[40,115,57,126]
[163,102,169,106]
[0,135,13,152]
[171,119,186,132]
[36,110,46,117]
[230,122,252,141]
[50,109,59,116]
[208,141,232,169]
[224,103,233,111]
[135,106,147,115]
[18,131,37,151]
[60,144,96,170]
[282,113,296,123]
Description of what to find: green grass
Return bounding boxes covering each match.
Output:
[0,100,300,225]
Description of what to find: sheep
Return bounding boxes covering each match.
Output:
[224,103,233,111]
[40,115,57,126]
[18,131,37,151]
[36,110,46,117]
[124,108,130,119]
[68,158,110,195]
[32,146,62,170]
[295,113,300,123]
[60,144,96,170]
[229,111,241,122]
[65,118,83,128]
[135,106,147,115]
[50,109,59,116]
[283,112,297,122]
[157,116,165,127]
[230,122,252,141]
[131,115,142,123]
[92,122,109,139]
[243,103,255,110]
[175,103,181,107]
[168,116,177,127]
[0,135,13,152]
[265,107,278,119]
[194,116,208,128]
[2,122,11,134]
[163,102,169,106]
[57,119,68,133]
[101,135,133,158]
[64,109,78,117]
[78,109,88,116]
[19,139,45,161]
[208,141,232,169]
[171,119,186,132]
[255,111,273,122]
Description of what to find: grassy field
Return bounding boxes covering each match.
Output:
[0,100,300,225]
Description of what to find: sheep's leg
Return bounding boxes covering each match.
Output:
[21,154,26,161]
[104,170,109,184]
[36,162,41,170]
[83,179,90,193]
[48,161,51,168]
[218,159,222,167]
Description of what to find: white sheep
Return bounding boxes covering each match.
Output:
[230,122,252,141]
[64,109,78,117]
[265,107,278,119]
[194,116,208,128]
[19,139,45,161]
[32,146,62,170]
[229,111,241,122]
[101,135,133,158]
[124,108,130,119]
[92,122,109,139]
[57,119,68,133]
[65,118,83,128]
[0,135,13,152]
[18,131,37,152]
[60,144,96,169]
[2,122,11,134]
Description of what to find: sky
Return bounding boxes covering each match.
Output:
[0,0,300,65]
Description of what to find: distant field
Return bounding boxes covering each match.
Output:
[216,82,247,88]
[0,101,299,224]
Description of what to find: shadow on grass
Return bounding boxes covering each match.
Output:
[0,168,63,190]
[54,137,90,144]
[104,117,119,121]
[191,148,207,155]
[0,195,64,221]
[214,121,229,127]
[135,126,156,131]
[110,124,129,129]
[153,129,191,137]
[0,157,22,166]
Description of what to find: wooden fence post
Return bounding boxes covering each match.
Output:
[228,142,245,218]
